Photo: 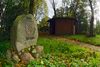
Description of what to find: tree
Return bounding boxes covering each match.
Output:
[65,0,94,35]
[29,0,34,14]
[0,0,47,41]
[50,0,57,17]
[56,0,73,18]
[0,0,5,31]
[38,16,49,32]
[0,0,25,41]
[96,20,100,34]
[88,0,95,37]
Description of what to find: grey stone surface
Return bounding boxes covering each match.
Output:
[11,14,38,53]
[32,45,44,58]
[20,52,34,64]
[12,54,20,63]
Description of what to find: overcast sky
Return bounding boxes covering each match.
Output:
[95,0,100,21]
[46,0,62,18]
[46,0,100,22]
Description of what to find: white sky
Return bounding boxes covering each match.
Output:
[95,0,100,21]
[46,0,100,22]
[46,0,62,18]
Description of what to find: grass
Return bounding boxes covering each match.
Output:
[35,36,100,67]
[0,41,11,58]
[37,37,89,54]
[0,41,14,67]
[1,36,100,66]
[65,35,100,46]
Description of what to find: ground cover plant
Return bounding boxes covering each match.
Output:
[1,36,100,67]
[30,36,100,67]
[65,35,100,46]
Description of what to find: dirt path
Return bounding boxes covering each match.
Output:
[54,36,100,52]
[39,32,100,52]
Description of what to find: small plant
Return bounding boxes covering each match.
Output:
[0,41,11,58]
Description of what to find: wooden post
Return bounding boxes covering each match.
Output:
[73,25,75,35]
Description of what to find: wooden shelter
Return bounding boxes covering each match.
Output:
[48,17,77,35]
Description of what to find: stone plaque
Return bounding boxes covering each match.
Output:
[11,14,38,53]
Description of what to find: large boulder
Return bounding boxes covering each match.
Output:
[11,14,38,54]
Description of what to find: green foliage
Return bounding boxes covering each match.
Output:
[0,41,10,58]
[28,54,100,67]
[20,0,30,12]
[39,16,49,28]
[2,60,14,67]
[27,54,67,67]
[95,21,100,34]
[0,0,26,41]
[38,16,49,32]
[36,36,100,66]
[0,41,14,67]
[1,0,48,41]
[33,0,48,20]
[66,35,100,46]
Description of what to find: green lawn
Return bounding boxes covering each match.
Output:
[65,35,100,46]
[1,36,100,67]
[35,36,100,67]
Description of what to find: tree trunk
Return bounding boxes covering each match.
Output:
[52,0,56,17]
[88,0,95,37]
[29,0,34,14]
